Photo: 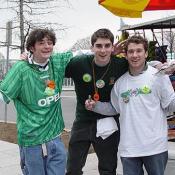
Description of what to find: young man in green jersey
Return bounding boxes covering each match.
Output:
[0,28,73,175]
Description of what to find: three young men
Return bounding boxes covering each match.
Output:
[1,27,172,175]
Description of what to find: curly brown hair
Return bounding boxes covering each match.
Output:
[26,28,56,52]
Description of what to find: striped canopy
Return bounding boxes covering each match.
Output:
[99,0,175,18]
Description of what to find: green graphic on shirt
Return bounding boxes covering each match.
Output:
[121,85,151,103]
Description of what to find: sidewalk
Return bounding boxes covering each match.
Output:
[0,140,174,175]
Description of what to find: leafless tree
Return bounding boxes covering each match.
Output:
[163,30,175,53]
[0,0,71,53]
[69,36,91,51]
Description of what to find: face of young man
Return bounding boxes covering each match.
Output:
[91,38,114,66]
[30,37,54,63]
[126,43,148,73]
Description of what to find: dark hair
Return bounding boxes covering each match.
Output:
[91,28,114,46]
[125,35,148,53]
[26,28,56,52]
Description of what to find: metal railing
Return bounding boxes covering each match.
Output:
[63,78,74,90]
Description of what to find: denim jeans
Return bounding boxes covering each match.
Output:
[121,151,168,175]
[19,136,67,175]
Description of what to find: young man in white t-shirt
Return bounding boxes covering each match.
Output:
[85,35,175,175]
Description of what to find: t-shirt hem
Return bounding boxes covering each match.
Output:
[18,129,64,147]
[120,148,168,157]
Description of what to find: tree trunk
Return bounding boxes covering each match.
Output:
[19,0,25,53]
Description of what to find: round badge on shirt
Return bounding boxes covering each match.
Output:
[83,73,92,82]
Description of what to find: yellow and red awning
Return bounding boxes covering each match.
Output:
[99,0,175,18]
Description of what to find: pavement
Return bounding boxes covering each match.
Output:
[0,140,174,175]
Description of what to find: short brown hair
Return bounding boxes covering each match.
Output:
[26,28,56,52]
[125,35,148,53]
[91,28,114,46]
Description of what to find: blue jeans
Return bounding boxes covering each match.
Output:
[19,136,67,175]
[121,151,168,175]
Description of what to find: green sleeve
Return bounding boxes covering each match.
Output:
[0,62,22,101]
[52,51,73,67]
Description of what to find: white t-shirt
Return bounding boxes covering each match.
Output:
[111,66,175,157]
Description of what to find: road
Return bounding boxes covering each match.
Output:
[0,90,76,129]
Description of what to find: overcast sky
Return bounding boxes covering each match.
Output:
[55,0,175,51]
[0,0,175,58]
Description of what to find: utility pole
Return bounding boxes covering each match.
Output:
[4,21,12,123]
[6,21,12,73]
[19,0,25,53]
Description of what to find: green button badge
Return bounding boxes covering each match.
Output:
[83,73,92,82]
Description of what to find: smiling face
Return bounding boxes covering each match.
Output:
[91,38,114,66]
[26,29,56,64]
[126,43,148,74]
[90,28,114,66]
[30,37,54,63]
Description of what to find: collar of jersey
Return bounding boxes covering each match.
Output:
[28,54,49,71]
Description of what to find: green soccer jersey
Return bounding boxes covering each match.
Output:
[0,52,73,146]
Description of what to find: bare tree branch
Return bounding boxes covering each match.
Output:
[0,0,71,53]
[70,36,91,51]
[164,31,175,52]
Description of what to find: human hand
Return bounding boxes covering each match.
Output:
[85,96,96,111]
[155,61,175,75]
[113,40,126,56]
[20,52,28,60]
